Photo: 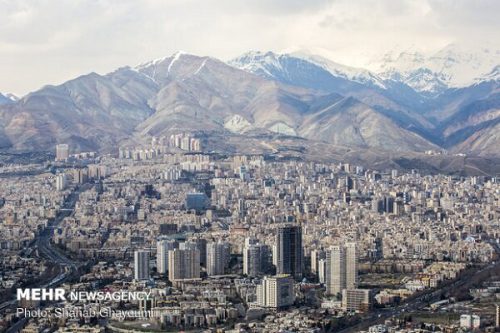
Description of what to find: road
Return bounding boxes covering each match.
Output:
[1,185,88,333]
[336,239,500,333]
[35,186,84,272]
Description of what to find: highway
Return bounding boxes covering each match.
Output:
[33,185,85,272]
[336,239,500,333]
[1,182,498,332]
[1,185,88,332]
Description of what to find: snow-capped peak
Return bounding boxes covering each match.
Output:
[288,50,387,89]
[474,65,500,84]
[370,43,500,94]
[0,92,19,104]
[5,93,19,101]
[230,50,387,89]
[135,51,190,71]
[229,51,285,78]
[233,45,499,96]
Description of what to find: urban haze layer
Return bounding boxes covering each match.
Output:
[0,136,498,333]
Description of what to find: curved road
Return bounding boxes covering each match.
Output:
[1,185,89,332]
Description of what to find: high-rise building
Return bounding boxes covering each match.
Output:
[180,136,191,150]
[55,144,69,161]
[206,241,230,276]
[342,289,371,312]
[88,164,107,180]
[311,249,325,275]
[55,174,67,191]
[326,242,358,296]
[134,250,150,281]
[318,258,326,284]
[275,225,303,280]
[238,198,246,217]
[372,198,384,213]
[191,237,208,266]
[345,176,353,190]
[243,238,270,277]
[190,138,201,151]
[384,196,394,214]
[345,242,358,290]
[496,304,500,328]
[256,275,295,309]
[168,247,200,282]
[326,245,346,296]
[272,244,278,267]
[74,169,88,184]
[156,239,178,275]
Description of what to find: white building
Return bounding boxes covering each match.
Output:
[460,314,480,329]
[206,241,230,276]
[311,249,325,275]
[326,242,358,296]
[156,239,177,274]
[55,174,67,191]
[55,144,69,161]
[318,258,326,284]
[345,242,358,290]
[342,289,371,312]
[168,248,200,282]
[326,245,345,296]
[256,275,295,309]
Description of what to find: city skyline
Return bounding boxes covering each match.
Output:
[0,1,499,332]
[0,142,498,331]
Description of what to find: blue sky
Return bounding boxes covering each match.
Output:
[1,0,498,95]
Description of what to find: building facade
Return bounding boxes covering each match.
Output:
[275,225,303,280]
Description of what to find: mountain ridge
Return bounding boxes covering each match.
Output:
[0,49,498,160]
[229,49,499,157]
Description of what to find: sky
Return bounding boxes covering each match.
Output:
[0,0,499,96]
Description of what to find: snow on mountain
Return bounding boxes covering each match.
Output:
[0,49,497,160]
[5,93,19,101]
[370,44,500,95]
[268,122,297,136]
[133,51,195,83]
[431,44,499,86]
[224,114,254,134]
[289,50,387,89]
[228,51,286,79]
[232,44,500,96]
[474,65,500,84]
[0,92,17,105]
[230,50,387,89]
[135,51,188,71]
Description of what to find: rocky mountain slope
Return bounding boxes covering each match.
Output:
[231,50,499,157]
[0,49,498,160]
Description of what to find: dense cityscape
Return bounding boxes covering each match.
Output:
[0,138,499,333]
[1,0,499,332]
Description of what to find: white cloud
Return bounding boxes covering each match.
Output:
[0,0,498,95]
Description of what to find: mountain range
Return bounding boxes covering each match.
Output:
[0,93,18,105]
[229,50,499,156]
[0,46,498,172]
[370,44,500,96]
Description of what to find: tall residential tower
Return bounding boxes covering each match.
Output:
[275,224,303,280]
